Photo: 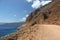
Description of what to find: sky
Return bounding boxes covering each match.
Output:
[0,0,52,23]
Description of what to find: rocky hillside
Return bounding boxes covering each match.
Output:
[0,0,60,40]
[26,0,60,25]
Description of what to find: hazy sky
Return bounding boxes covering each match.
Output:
[0,0,52,23]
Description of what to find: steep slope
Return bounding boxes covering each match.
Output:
[26,0,60,25]
[0,0,60,40]
[17,24,60,40]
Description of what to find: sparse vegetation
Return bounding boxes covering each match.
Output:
[31,22,37,26]
[1,0,60,40]
[43,14,48,20]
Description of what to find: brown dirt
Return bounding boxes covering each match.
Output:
[17,24,60,40]
[0,0,60,40]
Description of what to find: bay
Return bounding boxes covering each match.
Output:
[0,22,24,37]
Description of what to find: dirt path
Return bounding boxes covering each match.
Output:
[17,24,60,40]
[39,25,60,40]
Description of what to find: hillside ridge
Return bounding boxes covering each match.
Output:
[0,0,60,40]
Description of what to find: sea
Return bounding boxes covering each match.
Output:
[0,22,23,37]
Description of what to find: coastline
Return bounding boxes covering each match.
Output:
[0,30,18,39]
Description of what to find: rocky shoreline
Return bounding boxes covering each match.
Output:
[0,32,17,40]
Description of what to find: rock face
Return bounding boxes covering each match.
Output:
[0,0,60,40]
[26,0,60,25]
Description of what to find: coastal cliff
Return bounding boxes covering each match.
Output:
[0,0,60,40]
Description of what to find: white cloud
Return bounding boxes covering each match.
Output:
[26,0,32,3]
[20,17,26,22]
[32,0,41,9]
[20,14,29,22]
[14,15,17,17]
[26,0,52,9]
[41,1,52,6]
[26,14,29,17]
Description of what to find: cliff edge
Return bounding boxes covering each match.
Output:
[0,0,60,40]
